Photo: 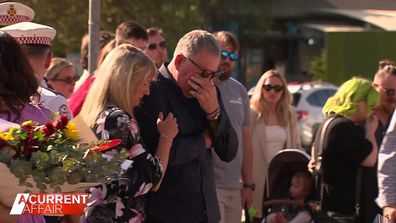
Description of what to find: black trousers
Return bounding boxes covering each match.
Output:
[316,211,355,223]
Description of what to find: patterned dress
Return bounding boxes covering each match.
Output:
[84,106,162,223]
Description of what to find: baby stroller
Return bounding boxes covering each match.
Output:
[261,149,315,223]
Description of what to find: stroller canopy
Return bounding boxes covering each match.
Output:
[265,149,311,199]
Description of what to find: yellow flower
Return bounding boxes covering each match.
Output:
[64,121,80,141]
[0,132,13,141]
[21,120,33,127]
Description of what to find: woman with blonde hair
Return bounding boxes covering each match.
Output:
[79,44,178,222]
[68,40,117,117]
[45,57,77,98]
[250,69,301,221]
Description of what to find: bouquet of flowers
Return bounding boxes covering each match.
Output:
[0,116,128,193]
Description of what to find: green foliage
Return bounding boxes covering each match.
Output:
[0,118,128,193]
[308,50,327,80]
[9,0,273,56]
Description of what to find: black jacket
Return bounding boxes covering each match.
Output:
[135,72,238,223]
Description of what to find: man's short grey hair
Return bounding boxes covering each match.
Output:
[173,30,220,58]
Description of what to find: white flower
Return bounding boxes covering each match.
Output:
[117,115,130,128]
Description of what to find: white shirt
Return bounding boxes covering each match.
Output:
[39,80,73,119]
[265,125,286,164]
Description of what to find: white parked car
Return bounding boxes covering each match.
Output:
[288,82,338,150]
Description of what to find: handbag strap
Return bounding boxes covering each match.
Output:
[354,167,362,219]
[315,116,337,210]
[315,115,363,220]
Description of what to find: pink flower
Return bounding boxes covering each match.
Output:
[87,184,107,207]
[115,197,125,217]
[134,182,152,197]
[129,208,144,223]
[129,144,145,158]
[95,116,109,140]
[129,118,139,136]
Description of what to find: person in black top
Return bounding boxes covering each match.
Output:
[368,60,396,222]
[79,44,179,222]
[309,77,380,223]
[135,30,238,223]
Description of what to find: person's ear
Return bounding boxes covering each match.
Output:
[174,54,185,71]
[44,51,52,69]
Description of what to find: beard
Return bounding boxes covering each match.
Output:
[218,62,233,81]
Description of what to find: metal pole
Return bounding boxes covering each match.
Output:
[88,0,100,74]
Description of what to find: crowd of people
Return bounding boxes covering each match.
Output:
[0,2,396,223]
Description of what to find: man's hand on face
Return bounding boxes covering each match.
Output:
[188,75,219,114]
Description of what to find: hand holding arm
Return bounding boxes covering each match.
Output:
[153,112,178,190]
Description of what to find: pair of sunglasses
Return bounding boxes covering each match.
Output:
[262,84,284,92]
[147,41,166,50]
[221,50,238,61]
[188,57,223,79]
[52,76,77,84]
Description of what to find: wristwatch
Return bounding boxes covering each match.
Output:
[243,183,255,191]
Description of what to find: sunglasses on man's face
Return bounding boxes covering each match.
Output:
[262,84,284,92]
[147,41,167,51]
[52,76,77,84]
[221,50,238,61]
[188,57,223,79]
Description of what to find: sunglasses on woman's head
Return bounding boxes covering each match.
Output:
[147,41,166,51]
[262,84,284,92]
[220,50,238,61]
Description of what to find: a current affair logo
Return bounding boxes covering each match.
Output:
[10,193,89,215]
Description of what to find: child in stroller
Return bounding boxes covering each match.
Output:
[265,171,313,223]
[261,149,314,223]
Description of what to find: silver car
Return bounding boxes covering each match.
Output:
[288,82,338,151]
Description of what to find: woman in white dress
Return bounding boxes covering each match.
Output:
[249,69,301,221]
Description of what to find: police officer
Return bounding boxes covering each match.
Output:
[1,22,73,119]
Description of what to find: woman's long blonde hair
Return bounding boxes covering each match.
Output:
[79,44,156,127]
[250,69,292,126]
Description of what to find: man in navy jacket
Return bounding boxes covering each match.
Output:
[135,30,238,223]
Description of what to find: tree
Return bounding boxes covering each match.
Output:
[12,0,272,57]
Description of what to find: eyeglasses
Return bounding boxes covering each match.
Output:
[52,76,77,84]
[221,50,238,61]
[188,57,223,79]
[147,41,167,50]
[262,84,284,92]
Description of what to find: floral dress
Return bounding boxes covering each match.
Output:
[84,106,162,223]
